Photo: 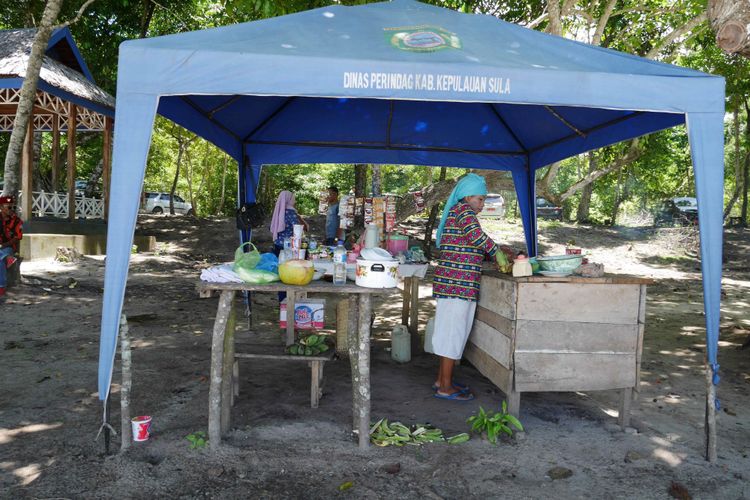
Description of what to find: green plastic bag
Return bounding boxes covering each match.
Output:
[233,242,261,273]
[234,267,280,284]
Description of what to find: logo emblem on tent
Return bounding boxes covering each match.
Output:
[385,25,461,52]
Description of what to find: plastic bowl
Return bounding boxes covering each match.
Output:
[537,254,583,273]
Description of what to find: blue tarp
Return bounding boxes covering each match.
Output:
[99,0,725,404]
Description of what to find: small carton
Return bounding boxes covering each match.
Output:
[280,298,326,329]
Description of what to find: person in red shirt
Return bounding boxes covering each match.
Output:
[0,195,23,299]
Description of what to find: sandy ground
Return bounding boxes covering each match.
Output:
[1,215,749,499]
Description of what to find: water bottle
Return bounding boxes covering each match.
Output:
[333,240,347,285]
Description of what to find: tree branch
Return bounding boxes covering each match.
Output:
[559,140,642,202]
[645,12,709,59]
[592,0,618,46]
[56,0,97,28]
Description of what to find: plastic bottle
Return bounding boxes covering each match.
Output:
[333,240,347,285]
[390,325,411,363]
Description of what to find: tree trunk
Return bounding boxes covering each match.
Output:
[371,164,381,197]
[354,163,367,228]
[218,154,228,215]
[724,103,743,219]
[170,144,185,215]
[576,152,596,222]
[743,99,750,226]
[610,164,624,226]
[422,167,447,259]
[2,0,65,197]
[708,0,750,58]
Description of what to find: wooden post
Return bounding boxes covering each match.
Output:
[102,116,113,221]
[506,389,521,418]
[285,290,296,346]
[409,277,420,354]
[618,387,632,429]
[401,277,411,326]
[310,360,321,408]
[220,299,236,434]
[21,113,34,220]
[51,114,60,192]
[67,103,77,222]
[347,295,359,432]
[705,363,717,462]
[356,294,372,449]
[119,314,132,451]
[208,290,234,451]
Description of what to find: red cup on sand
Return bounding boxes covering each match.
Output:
[131,415,152,442]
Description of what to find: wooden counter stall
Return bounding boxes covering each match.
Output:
[465,271,651,428]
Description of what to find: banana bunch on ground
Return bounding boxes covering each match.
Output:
[369,419,470,446]
[287,334,330,356]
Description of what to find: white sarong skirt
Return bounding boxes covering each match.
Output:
[432,297,477,360]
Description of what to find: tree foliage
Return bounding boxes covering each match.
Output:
[0,0,746,224]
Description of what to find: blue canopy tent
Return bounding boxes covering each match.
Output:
[99,0,725,455]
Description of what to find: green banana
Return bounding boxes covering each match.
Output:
[447,433,470,444]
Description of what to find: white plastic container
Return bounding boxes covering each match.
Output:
[364,224,380,249]
[355,258,398,288]
[424,317,435,353]
[512,255,533,277]
[391,325,411,363]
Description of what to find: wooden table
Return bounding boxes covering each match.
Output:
[197,280,388,451]
[465,271,652,428]
[398,264,429,353]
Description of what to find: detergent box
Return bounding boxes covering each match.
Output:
[279,298,326,329]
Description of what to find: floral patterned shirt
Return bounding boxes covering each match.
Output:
[274,208,298,247]
[432,202,497,302]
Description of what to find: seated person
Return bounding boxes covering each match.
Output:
[0,195,23,299]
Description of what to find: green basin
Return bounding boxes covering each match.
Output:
[537,254,583,272]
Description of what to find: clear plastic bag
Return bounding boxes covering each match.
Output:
[233,242,261,273]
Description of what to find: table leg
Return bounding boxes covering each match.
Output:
[506,389,521,418]
[618,387,633,429]
[401,277,411,327]
[310,360,321,408]
[286,289,296,346]
[409,277,421,354]
[208,290,235,451]
[347,295,360,432]
[356,294,372,450]
[221,301,236,433]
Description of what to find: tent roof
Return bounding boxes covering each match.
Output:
[115,0,722,170]
[0,27,115,115]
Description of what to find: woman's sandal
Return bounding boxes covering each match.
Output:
[431,381,470,393]
[433,390,475,401]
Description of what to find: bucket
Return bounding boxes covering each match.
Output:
[391,325,411,363]
[386,234,409,255]
[355,258,399,288]
[131,415,152,442]
[424,317,435,353]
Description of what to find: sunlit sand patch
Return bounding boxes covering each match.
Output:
[0,422,63,445]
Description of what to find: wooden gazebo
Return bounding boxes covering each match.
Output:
[0,27,115,220]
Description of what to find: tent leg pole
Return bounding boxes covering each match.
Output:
[705,363,717,462]
[104,397,111,455]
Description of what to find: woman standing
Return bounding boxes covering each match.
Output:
[270,190,307,255]
[431,174,509,401]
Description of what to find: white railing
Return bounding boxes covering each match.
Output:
[22,191,105,219]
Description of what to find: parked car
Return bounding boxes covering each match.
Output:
[536,197,563,220]
[142,191,194,215]
[480,193,505,218]
[654,197,698,226]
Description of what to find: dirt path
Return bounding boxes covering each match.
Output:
[1,216,748,498]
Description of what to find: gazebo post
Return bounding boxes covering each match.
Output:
[67,103,77,222]
[102,116,113,221]
[51,114,60,192]
[21,111,34,220]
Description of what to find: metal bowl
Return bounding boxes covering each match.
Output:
[536,254,583,273]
